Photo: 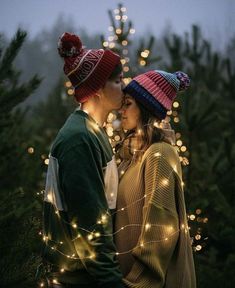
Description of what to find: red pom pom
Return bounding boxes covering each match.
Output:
[58,32,83,58]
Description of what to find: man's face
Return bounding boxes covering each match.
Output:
[101,73,124,111]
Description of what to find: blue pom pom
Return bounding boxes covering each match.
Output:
[175,71,190,91]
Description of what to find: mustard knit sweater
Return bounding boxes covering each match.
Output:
[115,142,196,288]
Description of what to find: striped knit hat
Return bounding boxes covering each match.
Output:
[58,32,121,103]
[124,70,190,119]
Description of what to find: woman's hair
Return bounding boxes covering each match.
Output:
[135,100,164,154]
[108,62,123,80]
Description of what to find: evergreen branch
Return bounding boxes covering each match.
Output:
[0,29,27,82]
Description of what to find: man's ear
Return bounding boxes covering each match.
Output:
[95,88,102,98]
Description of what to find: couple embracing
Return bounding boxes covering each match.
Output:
[42,32,196,288]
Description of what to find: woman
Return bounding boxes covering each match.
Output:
[115,70,196,288]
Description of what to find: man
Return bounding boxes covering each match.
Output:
[42,32,124,288]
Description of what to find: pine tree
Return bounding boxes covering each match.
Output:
[0,30,41,287]
[163,25,235,287]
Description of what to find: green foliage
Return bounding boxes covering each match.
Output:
[0,29,41,287]
[163,25,235,287]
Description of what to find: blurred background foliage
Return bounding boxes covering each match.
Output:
[0,4,234,287]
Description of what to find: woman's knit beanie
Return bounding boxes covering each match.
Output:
[124,70,190,119]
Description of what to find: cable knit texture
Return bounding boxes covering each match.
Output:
[115,142,196,288]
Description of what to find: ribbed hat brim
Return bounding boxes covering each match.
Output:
[124,80,167,120]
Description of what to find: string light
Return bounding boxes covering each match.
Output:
[27,147,34,154]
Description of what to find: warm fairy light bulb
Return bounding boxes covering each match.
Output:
[121,7,127,12]
[108,36,114,41]
[28,147,34,154]
[196,209,202,215]
[137,129,142,134]
[154,152,161,157]
[176,140,183,147]
[65,81,72,88]
[101,214,107,223]
[106,127,114,136]
[114,8,119,14]
[123,66,129,72]
[122,40,128,46]
[95,232,101,237]
[72,223,77,229]
[165,237,168,241]
[115,15,121,20]
[189,214,196,220]
[181,181,185,187]
[121,207,125,211]
[120,170,125,175]
[196,245,202,251]
[47,193,53,203]
[123,77,132,85]
[87,234,93,241]
[140,51,149,58]
[140,60,146,66]
[153,121,160,128]
[60,268,65,273]
[44,158,49,165]
[173,117,179,123]
[162,179,169,186]
[116,252,120,255]
[121,59,126,65]
[167,110,172,115]
[114,135,120,141]
[40,283,44,287]
[195,234,201,240]
[90,253,95,259]
[67,88,74,96]
[52,279,59,284]
[173,101,179,108]
[130,28,135,34]
[109,42,115,49]
[181,146,187,152]
[145,223,151,231]
[181,224,185,229]
[116,28,122,34]
[203,217,208,223]
[167,226,174,233]
[43,235,48,242]
[140,242,144,247]
[103,41,108,47]
[41,154,47,160]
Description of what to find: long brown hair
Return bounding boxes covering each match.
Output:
[135,101,164,152]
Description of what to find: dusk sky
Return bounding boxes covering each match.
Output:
[1,0,235,50]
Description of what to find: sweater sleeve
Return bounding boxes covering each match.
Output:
[59,139,124,288]
[124,143,180,288]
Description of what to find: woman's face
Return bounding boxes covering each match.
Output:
[120,94,141,130]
